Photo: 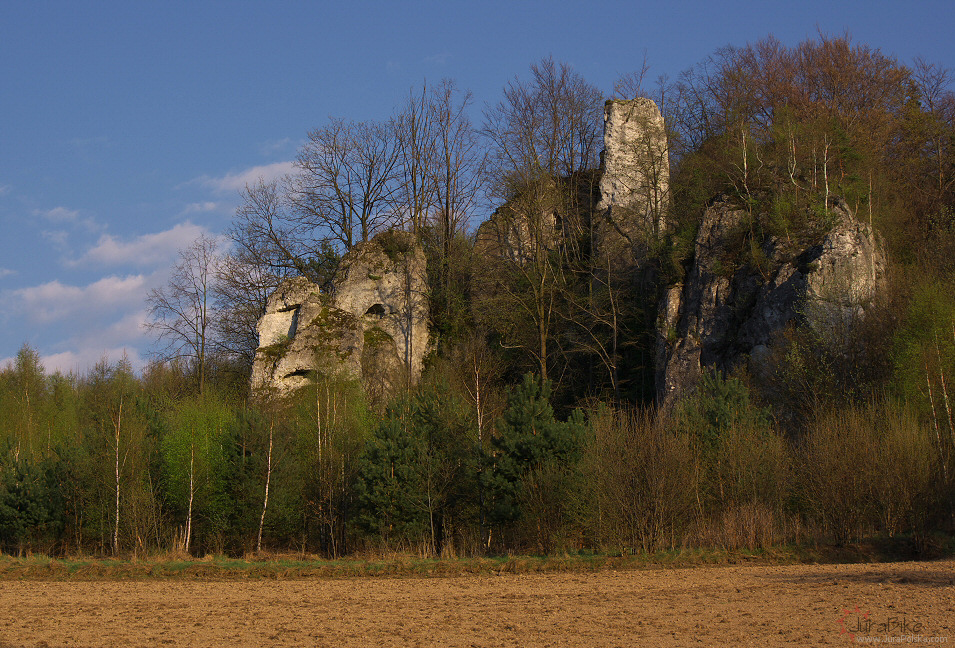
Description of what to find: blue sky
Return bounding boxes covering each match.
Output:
[2,0,953,375]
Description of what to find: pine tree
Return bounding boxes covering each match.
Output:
[483,373,586,526]
[354,401,428,546]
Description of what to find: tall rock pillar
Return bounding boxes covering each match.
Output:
[596,98,670,263]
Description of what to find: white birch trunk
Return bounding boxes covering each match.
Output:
[257,421,274,554]
[113,398,123,556]
[185,443,194,554]
[823,136,830,215]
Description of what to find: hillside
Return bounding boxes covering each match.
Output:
[2,34,954,558]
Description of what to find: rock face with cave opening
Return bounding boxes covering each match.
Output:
[250,231,429,399]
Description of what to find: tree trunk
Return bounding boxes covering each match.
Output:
[257,420,274,554]
[113,398,123,556]
[185,443,194,554]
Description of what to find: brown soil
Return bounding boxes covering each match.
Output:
[0,560,953,647]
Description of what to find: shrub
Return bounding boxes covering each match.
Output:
[798,400,944,545]
[671,371,793,548]
[583,407,697,553]
[483,373,587,552]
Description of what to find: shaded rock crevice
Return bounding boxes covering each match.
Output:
[655,197,886,410]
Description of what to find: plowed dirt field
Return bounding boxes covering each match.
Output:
[1,560,953,647]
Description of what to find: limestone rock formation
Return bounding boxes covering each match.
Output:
[251,230,429,399]
[473,184,560,266]
[596,98,670,262]
[655,197,886,410]
[474,99,667,269]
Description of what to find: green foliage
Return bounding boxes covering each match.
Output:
[672,371,789,527]
[0,450,65,553]
[375,228,413,263]
[355,402,429,544]
[355,382,478,553]
[160,395,235,550]
[422,228,475,352]
[362,326,393,349]
[305,240,343,291]
[74,357,155,554]
[258,335,291,361]
[674,371,770,452]
[483,374,587,550]
[291,374,370,556]
[893,279,955,410]
[217,406,278,552]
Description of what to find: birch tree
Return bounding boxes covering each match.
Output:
[145,234,222,396]
[162,395,232,554]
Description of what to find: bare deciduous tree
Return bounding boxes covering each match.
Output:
[483,56,603,196]
[477,58,603,380]
[231,179,316,278]
[213,243,292,368]
[394,84,438,235]
[613,51,651,101]
[145,234,222,395]
[290,118,400,250]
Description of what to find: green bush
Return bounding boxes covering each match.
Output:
[0,451,66,554]
[355,382,478,555]
[671,371,792,548]
[483,373,587,552]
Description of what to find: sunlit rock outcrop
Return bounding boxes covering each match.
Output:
[596,98,670,264]
[251,230,429,400]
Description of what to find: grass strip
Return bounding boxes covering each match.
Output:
[0,536,951,582]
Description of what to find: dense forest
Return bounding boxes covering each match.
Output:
[3,34,955,558]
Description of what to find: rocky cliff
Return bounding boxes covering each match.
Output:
[596,98,670,264]
[655,197,886,410]
[251,230,429,399]
[475,98,669,268]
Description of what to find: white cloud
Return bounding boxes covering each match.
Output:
[0,185,11,196]
[38,308,151,374]
[40,346,145,375]
[72,221,209,268]
[42,229,70,249]
[0,218,228,375]
[198,161,295,194]
[0,268,16,279]
[34,206,100,234]
[4,274,151,324]
[0,266,170,374]
[181,201,221,215]
[0,272,162,373]
[37,206,80,222]
[260,138,297,157]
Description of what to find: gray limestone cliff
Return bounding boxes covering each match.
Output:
[473,98,668,269]
[251,231,429,399]
[597,98,670,263]
[655,197,886,410]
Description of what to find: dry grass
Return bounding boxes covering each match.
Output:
[1,536,950,582]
